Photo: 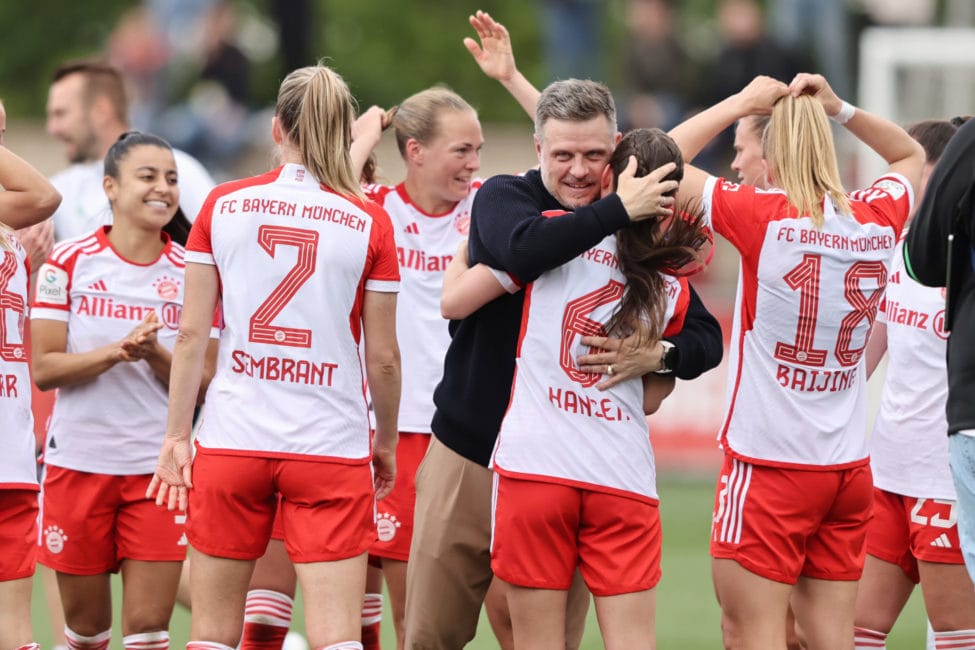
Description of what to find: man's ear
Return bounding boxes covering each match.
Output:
[599,165,614,198]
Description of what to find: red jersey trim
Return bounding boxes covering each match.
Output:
[661,277,690,337]
[0,482,40,492]
[95,227,178,268]
[493,465,659,506]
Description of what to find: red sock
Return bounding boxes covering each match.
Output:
[240,589,294,650]
[361,592,383,650]
[14,644,40,650]
[853,626,887,649]
[123,631,169,650]
[64,628,111,650]
[935,629,975,649]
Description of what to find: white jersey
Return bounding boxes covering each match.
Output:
[492,219,690,502]
[871,235,953,498]
[0,232,39,489]
[364,181,481,433]
[188,164,400,461]
[703,174,913,469]
[50,149,214,242]
[32,228,192,475]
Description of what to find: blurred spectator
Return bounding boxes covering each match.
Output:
[702,0,802,170]
[769,0,852,100]
[539,0,602,82]
[621,0,695,130]
[107,5,171,130]
[269,0,313,75]
[156,1,253,178]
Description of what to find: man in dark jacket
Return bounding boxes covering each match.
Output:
[403,78,724,649]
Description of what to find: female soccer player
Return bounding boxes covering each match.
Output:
[854,118,975,650]
[669,73,924,649]
[31,131,216,650]
[0,141,62,650]
[148,64,401,650]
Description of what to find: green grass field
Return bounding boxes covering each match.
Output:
[30,476,928,649]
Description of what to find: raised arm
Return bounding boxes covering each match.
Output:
[0,145,61,229]
[350,105,391,181]
[790,73,924,194]
[441,240,512,319]
[464,10,540,120]
[669,76,788,205]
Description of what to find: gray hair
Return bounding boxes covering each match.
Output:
[534,79,617,139]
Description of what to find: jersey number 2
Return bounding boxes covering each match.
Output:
[248,225,319,348]
[774,253,886,368]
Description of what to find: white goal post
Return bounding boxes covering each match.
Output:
[856,27,975,185]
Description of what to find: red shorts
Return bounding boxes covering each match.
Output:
[866,488,963,583]
[39,466,186,574]
[0,489,38,580]
[370,432,430,561]
[710,455,872,584]
[491,474,661,597]
[188,450,376,563]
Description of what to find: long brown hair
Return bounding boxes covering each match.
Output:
[607,128,710,345]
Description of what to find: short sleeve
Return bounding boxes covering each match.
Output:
[363,202,400,293]
[31,259,72,322]
[185,192,216,265]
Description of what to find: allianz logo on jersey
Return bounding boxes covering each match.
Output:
[75,296,182,330]
[397,246,452,272]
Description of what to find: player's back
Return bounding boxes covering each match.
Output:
[187,164,399,460]
[703,174,912,467]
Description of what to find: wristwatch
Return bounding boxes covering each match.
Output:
[655,341,678,374]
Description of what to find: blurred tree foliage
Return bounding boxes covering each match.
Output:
[0,0,131,116]
[0,0,556,121]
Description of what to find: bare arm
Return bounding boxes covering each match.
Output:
[0,146,61,230]
[669,76,789,206]
[362,290,401,501]
[464,10,540,120]
[30,319,125,390]
[642,374,676,415]
[350,106,390,181]
[148,262,219,510]
[864,320,888,379]
[441,240,510,319]
[790,73,924,194]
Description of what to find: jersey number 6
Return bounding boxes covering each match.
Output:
[561,280,625,387]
